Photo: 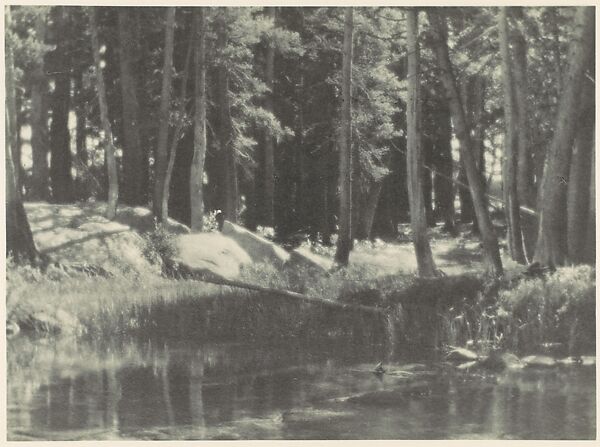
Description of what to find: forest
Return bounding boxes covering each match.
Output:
[4,6,597,441]
[5,5,596,275]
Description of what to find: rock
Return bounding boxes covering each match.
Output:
[173,233,252,280]
[456,360,479,371]
[521,355,556,368]
[580,356,596,366]
[222,221,290,268]
[446,347,479,362]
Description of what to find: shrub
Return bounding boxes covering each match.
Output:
[141,220,178,269]
[497,265,595,355]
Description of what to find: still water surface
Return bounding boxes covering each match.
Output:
[7,336,596,440]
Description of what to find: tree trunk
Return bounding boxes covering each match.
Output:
[90,7,118,219]
[263,6,276,226]
[190,8,207,232]
[30,10,50,201]
[512,7,536,260]
[458,79,475,229]
[334,7,353,266]
[535,6,594,267]
[498,7,526,264]
[406,9,437,277]
[584,130,595,264]
[153,7,176,222]
[118,8,145,206]
[433,103,456,234]
[566,76,594,263]
[165,29,193,227]
[6,7,40,264]
[428,9,503,276]
[49,6,72,203]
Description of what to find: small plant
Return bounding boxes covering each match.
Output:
[142,219,178,269]
[202,210,221,232]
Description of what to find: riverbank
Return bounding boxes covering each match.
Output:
[6,202,596,358]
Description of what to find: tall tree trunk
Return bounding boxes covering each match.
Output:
[584,130,595,264]
[6,7,40,264]
[49,6,72,203]
[216,13,238,222]
[263,6,276,226]
[30,10,50,201]
[334,7,353,266]
[458,79,475,230]
[433,103,456,234]
[118,8,144,206]
[566,76,594,263]
[499,7,526,264]
[512,7,536,261]
[190,8,207,232]
[90,7,118,219]
[535,6,594,267]
[164,28,193,227]
[428,9,503,276]
[406,9,437,277]
[154,7,176,222]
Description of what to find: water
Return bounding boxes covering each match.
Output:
[7,335,596,440]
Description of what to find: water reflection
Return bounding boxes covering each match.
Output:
[7,336,595,440]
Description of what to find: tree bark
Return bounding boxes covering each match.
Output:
[428,9,503,276]
[512,7,536,260]
[90,7,118,219]
[584,130,595,264]
[498,7,526,264]
[6,7,40,264]
[118,8,145,206]
[357,182,383,240]
[49,6,72,203]
[30,10,50,201]
[263,6,276,226]
[190,8,207,232]
[566,76,594,263]
[154,7,176,222]
[535,6,594,267]
[406,9,437,277]
[334,7,353,266]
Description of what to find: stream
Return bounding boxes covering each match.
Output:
[7,335,596,440]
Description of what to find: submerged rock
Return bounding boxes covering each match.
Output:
[446,347,479,362]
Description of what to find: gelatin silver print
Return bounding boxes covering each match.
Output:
[5,4,596,441]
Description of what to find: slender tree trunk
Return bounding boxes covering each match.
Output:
[512,7,536,261]
[49,6,72,203]
[90,7,118,219]
[433,103,456,234]
[154,7,176,222]
[164,30,193,227]
[584,130,595,264]
[535,6,594,267]
[263,7,276,226]
[6,7,40,264]
[190,8,207,232]
[216,13,238,222]
[30,11,50,201]
[118,8,144,206]
[334,7,353,266]
[406,9,437,277]
[499,7,526,264]
[428,9,503,276]
[458,79,475,229]
[567,77,594,263]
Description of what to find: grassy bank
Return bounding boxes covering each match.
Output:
[7,251,595,357]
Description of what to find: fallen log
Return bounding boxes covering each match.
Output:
[174,263,385,317]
